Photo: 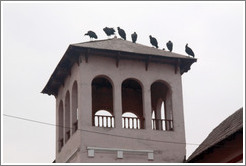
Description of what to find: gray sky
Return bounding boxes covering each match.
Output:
[2,1,244,163]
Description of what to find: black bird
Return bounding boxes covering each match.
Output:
[84,31,98,39]
[185,44,195,57]
[117,27,126,40]
[131,32,137,43]
[149,35,158,48]
[103,27,115,37]
[166,41,173,52]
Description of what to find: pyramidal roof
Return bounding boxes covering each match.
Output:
[42,38,197,96]
[72,37,193,59]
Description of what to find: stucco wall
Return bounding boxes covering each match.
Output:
[55,53,186,163]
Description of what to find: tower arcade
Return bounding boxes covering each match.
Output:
[42,38,196,163]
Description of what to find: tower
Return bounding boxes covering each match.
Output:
[42,38,196,163]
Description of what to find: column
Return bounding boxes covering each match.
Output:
[79,80,92,127]
[113,81,122,129]
[143,83,152,130]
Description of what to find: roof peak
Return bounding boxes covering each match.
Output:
[72,37,196,60]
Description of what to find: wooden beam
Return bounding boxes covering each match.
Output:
[175,59,181,74]
[145,56,150,71]
[79,54,83,65]
[56,67,71,77]
[116,52,120,68]
[85,49,90,63]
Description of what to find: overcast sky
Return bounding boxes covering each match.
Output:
[1,1,244,164]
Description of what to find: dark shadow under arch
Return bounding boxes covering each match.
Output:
[121,78,144,129]
[92,76,114,127]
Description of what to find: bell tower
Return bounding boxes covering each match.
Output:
[42,38,196,163]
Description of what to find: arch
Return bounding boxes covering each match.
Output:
[58,100,64,152]
[94,110,114,128]
[121,78,144,129]
[151,80,173,131]
[72,81,78,133]
[92,75,115,89]
[92,76,114,127]
[65,91,70,142]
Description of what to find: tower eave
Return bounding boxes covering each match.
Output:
[41,39,197,96]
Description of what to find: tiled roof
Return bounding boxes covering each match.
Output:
[187,107,243,162]
[41,38,196,96]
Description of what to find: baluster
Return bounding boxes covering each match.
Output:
[112,117,114,128]
[154,119,156,130]
[160,119,165,130]
[107,116,109,127]
[162,119,167,131]
[137,118,139,129]
[130,118,133,129]
[132,118,134,129]
[124,117,127,128]
[138,118,141,129]
[152,119,154,130]
[103,116,105,127]
[108,116,111,127]
[95,115,97,127]
[167,119,169,131]
[104,116,106,127]
[151,119,153,130]
[98,116,102,127]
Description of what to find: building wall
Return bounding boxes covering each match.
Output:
[55,53,186,163]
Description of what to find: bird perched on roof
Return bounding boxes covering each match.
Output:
[185,44,195,57]
[117,27,126,40]
[84,31,98,39]
[103,27,115,37]
[131,32,137,43]
[166,41,173,52]
[149,35,158,48]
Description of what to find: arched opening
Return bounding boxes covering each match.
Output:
[94,110,114,128]
[65,91,70,142]
[72,81,78,133]
[58,100,64,152]
[122,112,140,129]
[122,79,144,129]
[151,81,173,131]
[92,76,114,128]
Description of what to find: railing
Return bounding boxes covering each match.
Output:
[152,119,173,131]
[122,117,143,129]
[94,115,115,128]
